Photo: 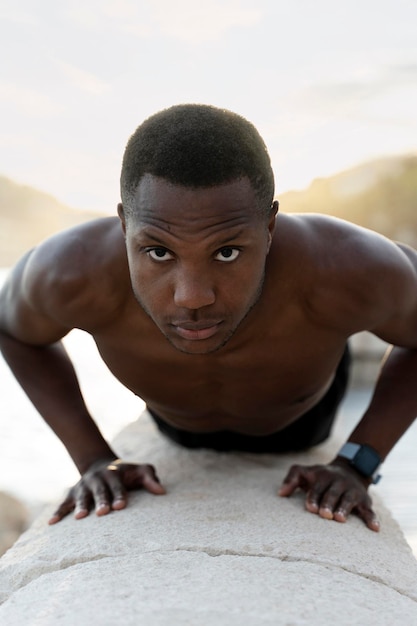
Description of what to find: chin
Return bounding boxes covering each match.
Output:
[165,331,234,355]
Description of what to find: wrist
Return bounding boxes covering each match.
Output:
[82,456,120,475]
[336,442,382,484]
[74,447,118,474]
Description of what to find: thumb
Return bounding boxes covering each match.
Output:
[142,471,166,495]
[278,465,304,497]
[278,481,296,497]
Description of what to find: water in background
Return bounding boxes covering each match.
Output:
[1,268,416,557]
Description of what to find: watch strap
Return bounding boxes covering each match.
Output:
[337,442,382,484]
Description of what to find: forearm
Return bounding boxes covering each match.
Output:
[347,345,417,459]
[0,330,116,473]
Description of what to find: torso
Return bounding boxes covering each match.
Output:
[94,310,346,434]
[60,213,369,435]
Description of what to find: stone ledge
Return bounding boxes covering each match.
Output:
[1,411,416,624]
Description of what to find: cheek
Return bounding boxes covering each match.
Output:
[133,272,171,308]
[221,261,265,306]
[127,257,168,306]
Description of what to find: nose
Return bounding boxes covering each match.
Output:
[173,267,215,310]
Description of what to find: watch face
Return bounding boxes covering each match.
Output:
[354,445,381,476]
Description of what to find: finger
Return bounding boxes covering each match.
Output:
[278,465,305,497]
[317,483,347,520]
[355,502,380,532]
[74,506,91,520]
[305,478,332,515]
[48,496,75,525]
[90,480,112,517]
[141,466,166,495]
[104,471,128,511]
[73,489,94,519]
[333,491,359,524]
[111,499,127,511]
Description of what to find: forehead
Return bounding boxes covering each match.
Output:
[129,174,261,234]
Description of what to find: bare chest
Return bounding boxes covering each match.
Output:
[92,311,347,435]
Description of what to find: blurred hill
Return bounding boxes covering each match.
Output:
[280,154,417,247]
[0,176,104,267]
[1,154,417,267]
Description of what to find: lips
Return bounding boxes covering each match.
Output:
[171,321,223,341]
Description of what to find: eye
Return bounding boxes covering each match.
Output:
[215,247,240,262]
[147,247,173,261]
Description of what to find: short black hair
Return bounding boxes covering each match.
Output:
[120,104,275,217]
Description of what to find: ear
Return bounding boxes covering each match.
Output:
[267,200,279,250]
[117,203,126,236]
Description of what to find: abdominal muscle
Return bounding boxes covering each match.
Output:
[142,370,336,436]
[95,336,341,436]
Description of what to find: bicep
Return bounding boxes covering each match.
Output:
[371,243,417,347]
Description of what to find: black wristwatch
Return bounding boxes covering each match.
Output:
[337,443,382,484]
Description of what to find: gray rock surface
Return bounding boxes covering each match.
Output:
[1,411,416,624]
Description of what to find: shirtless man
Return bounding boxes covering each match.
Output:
[1,104,417,531]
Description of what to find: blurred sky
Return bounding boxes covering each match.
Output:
[1,0,416,213]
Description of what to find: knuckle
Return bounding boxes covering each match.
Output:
[340,490,356,504]
[327,485,344,498]
[103,469,122,486]
[357,501,373,514]
[75,496,90,508]
[140,464,157,479]
[93,482,109,497]
[305,470,319,484]
[74,482,89,497]
[67,482,80,497]
[74,483,92,500]
[55,503,71,516]
[308,482,322,494]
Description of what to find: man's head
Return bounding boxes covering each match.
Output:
[118,105,278,355]
[120,103,275,219]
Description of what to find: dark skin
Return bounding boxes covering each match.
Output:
[1,175,417,530]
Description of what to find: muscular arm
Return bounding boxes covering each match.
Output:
[0,233,165,523]
[0,332,116,473]
[349,346,417,458]
[0,247,118,470]
[281,231,417,530]
[348,243,417,459]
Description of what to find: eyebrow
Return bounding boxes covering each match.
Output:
[134,227,248,246]
[217,229,246,245]
[137,231,167,245]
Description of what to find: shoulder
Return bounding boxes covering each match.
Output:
[4,217,130,333]
[272,213,417,333]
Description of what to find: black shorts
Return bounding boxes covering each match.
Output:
[148,347,351,453]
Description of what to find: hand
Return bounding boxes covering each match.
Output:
[278,459,380,531]
[48,458,166,524]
